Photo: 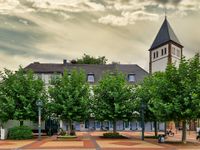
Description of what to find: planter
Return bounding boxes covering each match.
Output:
[1,128,8,140]
[57,135,77,139]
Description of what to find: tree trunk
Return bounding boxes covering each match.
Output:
[20,121,24,126]
[113,120,117,133]
[182,120,187,143]
[164,122,167,135]
[154,121,158,137]
[68,120,72,134]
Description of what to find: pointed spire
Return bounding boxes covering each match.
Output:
[149,17,182,50]
[165,8,167,19]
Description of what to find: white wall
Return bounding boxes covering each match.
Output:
[151,44,168,73]
[3,120,45,129]
[171,44,181,68]
[152,57,168,73]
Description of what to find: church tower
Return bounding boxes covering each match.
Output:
[149,17,183,73]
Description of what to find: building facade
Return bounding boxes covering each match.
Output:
[25,62,152,131]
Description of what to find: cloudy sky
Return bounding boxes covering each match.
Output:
[0,0,200,71]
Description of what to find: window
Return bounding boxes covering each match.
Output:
[161,49,164,56]
[177,49,180,57]
[164,48,167,54]
[128,74,135,82]
[153,52,156,59]
[87,74,95,83]
[156,51,159,58]
[42,74,51,84]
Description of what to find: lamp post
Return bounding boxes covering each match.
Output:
[141,102,145,141]
[36,100,43,141]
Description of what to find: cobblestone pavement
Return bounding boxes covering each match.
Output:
[0,131,200,150]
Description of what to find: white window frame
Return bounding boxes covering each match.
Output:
[87,73,95,83]
[128,74,135,82]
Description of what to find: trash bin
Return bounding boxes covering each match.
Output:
[158,134,165,143]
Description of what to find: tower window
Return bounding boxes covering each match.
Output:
[153,52,156,59]
[156,51,159,58]
[164,48,167,54]
[87,74,95,83]
[177,49,180,57]
[161,49,164,56]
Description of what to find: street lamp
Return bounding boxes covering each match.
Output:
[141,102,145,141]
[36,100,43,141]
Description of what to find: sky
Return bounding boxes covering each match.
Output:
[0,0,200,72]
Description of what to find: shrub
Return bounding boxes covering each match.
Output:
[58,128,66,136]
[8,126,33,140]
[102,132,125,138]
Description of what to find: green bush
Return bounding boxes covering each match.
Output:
[8,126,33,140]
[102,132,125,138]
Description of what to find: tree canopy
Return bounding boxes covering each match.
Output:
[49,69,90,132]
[92,72,136,133]
[135,72,165,136]
[0,67,47,126]
[148,54,200,143]
[75,54,107,64]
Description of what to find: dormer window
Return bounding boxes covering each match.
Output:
[128,74,135,82]
[87,73,95,83]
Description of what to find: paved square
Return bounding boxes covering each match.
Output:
[0,140,34,149]
[1,131,200,149]
[96,139,164,149]
[40,141,84,147]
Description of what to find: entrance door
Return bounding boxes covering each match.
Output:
[45,118,59,135]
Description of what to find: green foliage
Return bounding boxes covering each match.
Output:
[76,54,107,64]
[58,128,66,136]
[0,67,47,124]
[143,54,200,142]
[149,54,200,121]
[144,135,159,139]
[92,72,136,132]
[135,72,166,121]
[49,69,90,131]
[102,132,124,138]
[8,126,33,140]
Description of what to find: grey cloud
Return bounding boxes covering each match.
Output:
[0,27,61,59]
[152,0,182,5]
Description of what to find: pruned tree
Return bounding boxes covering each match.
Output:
[0,67,47,126]
[149,54,200,143]
[135,72,165,137]
[49,69,90,134]
[92,72,136,133]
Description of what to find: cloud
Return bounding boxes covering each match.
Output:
[97,11,159,26]
[153,0,182,5]
[26,0,105,12]
[0,0,35,14]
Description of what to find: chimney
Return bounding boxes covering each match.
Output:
[63,59,67,65]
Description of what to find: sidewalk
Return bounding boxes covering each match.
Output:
[0,131,200,150]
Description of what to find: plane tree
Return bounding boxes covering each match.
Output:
[0,67,47,126]
[149,54,200,143]
[48,69,90,134]
[135,72,166,137]
[91,72,136,133]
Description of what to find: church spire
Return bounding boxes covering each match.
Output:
[149,17,183,51]
[165,8,167,20]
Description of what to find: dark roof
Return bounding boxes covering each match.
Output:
[150,18,182,50]
[25,62,148,83]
